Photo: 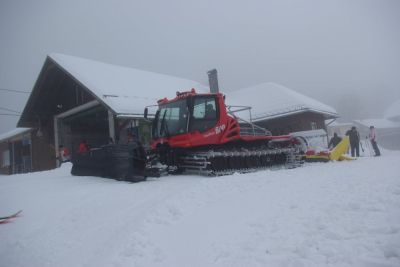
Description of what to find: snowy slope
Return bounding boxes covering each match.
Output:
[385,99,400,122]
[1,152,400,267]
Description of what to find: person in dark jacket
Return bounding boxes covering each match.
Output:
[328,132,342,149]
[346,126,360,157]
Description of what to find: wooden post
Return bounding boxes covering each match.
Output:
[54,116,60,167]
[108,111,116,142]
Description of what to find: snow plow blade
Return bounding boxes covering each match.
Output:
[71,142,147,182]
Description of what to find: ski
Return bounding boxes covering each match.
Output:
[0,210,22,224]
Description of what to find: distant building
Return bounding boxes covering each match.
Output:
[328,99,400,150]
[17,54,208,169]
[226,83,339,135]
[354,99,400,150]
[327,122,353,137]
[354,119,400,150]
[0,128,55,175]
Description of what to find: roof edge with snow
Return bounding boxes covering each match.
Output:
[18,53,209,127]
[227,82,339,121]
[0,128,32,143]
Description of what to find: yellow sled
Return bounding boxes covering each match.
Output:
[305,154,330,163]
[329,136,351,161]
[304,136,356,163]
[338,154,356,161]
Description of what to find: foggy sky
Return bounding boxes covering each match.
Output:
[1,0,400,134]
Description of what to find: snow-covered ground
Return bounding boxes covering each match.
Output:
[1,151,400,267]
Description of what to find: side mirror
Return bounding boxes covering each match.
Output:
[144,107,148,119]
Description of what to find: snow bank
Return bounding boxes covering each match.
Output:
[1,154,400,267]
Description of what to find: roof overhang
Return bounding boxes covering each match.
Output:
[55,100,100,119]
[0,128,32,143]
[252,108,339,122]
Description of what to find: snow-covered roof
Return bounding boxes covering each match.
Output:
[49,53,208,116]
[384,99,400,121]
[327,121,352,127]
[226,82,338,122]
[354,119,400,129]
[0,128,31,143]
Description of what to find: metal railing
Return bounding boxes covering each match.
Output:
[226,105,271,137]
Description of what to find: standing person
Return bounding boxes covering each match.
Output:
[346,126,360,157]
[369,126,381,156]
[57,145,71,167]
[61,145,71,162]
[78,139,89,154]
[328,132,342,149]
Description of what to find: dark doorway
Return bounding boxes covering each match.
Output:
[60,106,110,155]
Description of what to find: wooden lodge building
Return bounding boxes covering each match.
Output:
[0,128,54,174]
[16,53,208,169]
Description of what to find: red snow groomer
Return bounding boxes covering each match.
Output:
[145,88,305,175]
[71,89,305,181]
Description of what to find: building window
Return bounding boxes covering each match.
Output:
[2,150,10,167]
[22,137,31,146]
[310,122,317,130]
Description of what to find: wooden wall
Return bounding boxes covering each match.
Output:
[0,141,11,175]
[31,128,57,172]
[255,112,326,135]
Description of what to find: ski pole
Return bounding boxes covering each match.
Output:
[360,141,364,153]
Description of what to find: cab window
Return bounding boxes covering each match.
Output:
[190,96,218,132]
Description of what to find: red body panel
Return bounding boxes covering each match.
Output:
[151,90,293,150]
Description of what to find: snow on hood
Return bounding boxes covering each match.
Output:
[49,53,208,116]
[225,82,338,121]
